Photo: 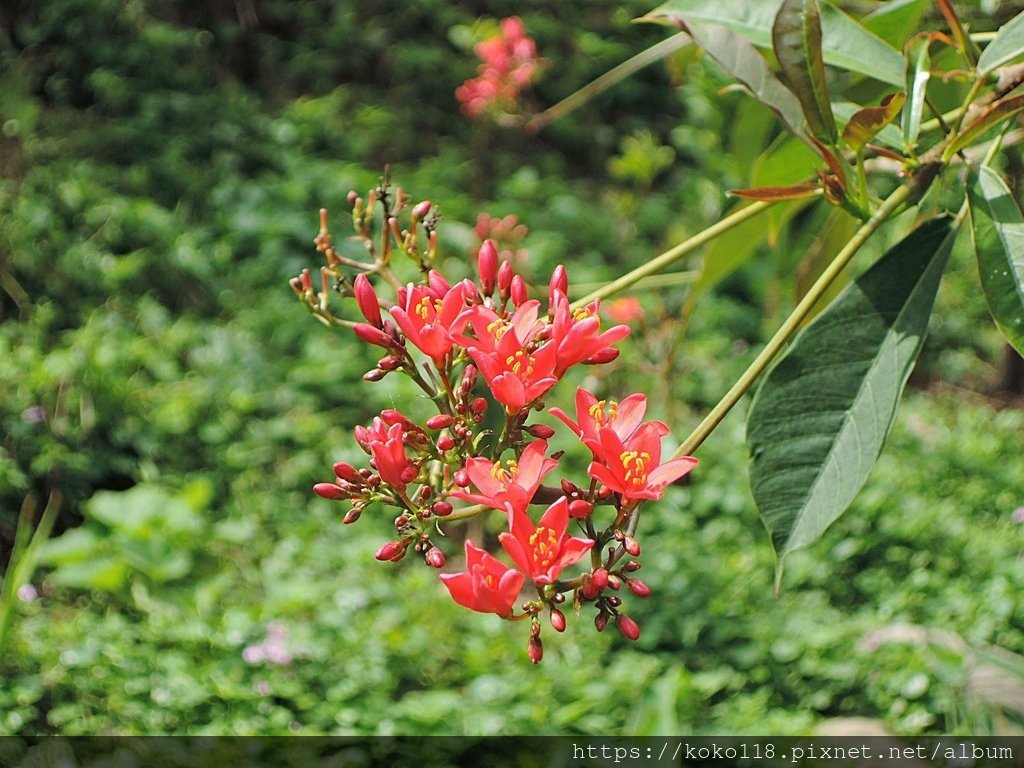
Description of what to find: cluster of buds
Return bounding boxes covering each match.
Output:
[298,178,696,662]
[455,17,546,119]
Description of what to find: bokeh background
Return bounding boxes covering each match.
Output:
[1,0,1022,735]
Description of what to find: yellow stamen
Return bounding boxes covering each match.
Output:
[620,450,651,487]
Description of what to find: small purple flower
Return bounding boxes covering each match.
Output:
[17,583,38,602]
[242,622,293,666]
[1012,507,1024,524]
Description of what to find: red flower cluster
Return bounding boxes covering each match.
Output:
[455,17,545,119]
[300,184,697,662]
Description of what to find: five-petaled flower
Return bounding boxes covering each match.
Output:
[550,387,651,451]
[451,439,558,516]
[500,497,594,585]
[390,280,470,364]
[464,322,558,412]
[587,422,697,501]
[548,291,630,376]
[440,539,526,617]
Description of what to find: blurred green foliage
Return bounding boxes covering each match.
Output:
[0,0,1021,737]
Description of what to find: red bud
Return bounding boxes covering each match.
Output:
[363,369,385,382]
[528,634,543,664]
[313,483,349,500]
[594,611,609,632]
[591,568,609,591]
[586,348,620,365]
[627,578,651,598]
[342,506,362,525]
[425,548,446,568]
[353,274,382,328]
[478,240,498,296]
[470,397,488,414]
[568,499,593,519]
[623,536,641,557]
[454,469,470,487]
[432,501,453,517]
[497,260,513,295]
[525,424,555,439]
[510,275,528,306]
[411,200,432,222]
[375,540,408,562]
[333,462,363,484]
[300,268,313,293]
[615,613,641,641]
[353,323,393,348]
[437,435,456,452]
[548,265,568,306]
[550,608,566,633]
[426,414,454,430]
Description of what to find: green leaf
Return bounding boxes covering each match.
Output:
[978,10,1024,75]
[677,20,807,139]
[902,34,932,151]
[37,528,103,565]
[942,94,1024,162]
[46,557,129,592]
[773,0,837,145]
[643,0,905,86]
[861,0,928,49]
[747,217,955,585]
[841,93,906,153]
[968,167,1024,356]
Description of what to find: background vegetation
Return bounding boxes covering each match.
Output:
[0,0,1022,735]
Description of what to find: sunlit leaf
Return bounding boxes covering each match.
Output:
[643,0,904,85]
[773,0,837,145]
[832,101,903,150]
[747,217,955,586]
[902,34,932,151]
[942,94,1024,161]
[978,10,1024,75]
[968,167,1024,356]
[675,19,807,139]
[841,93,906,153]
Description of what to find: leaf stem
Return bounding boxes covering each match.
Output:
[671,182,916,459]
[570,201,772,310]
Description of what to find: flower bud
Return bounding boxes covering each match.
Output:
[626,578,651,598]
[615,613,641,641]
[427,269,451,298]
[378,355,402,372]
[525,424,555,439]
[460,365,477,394]
[380,409,414,429]
[477,239,499,296]
[586,348,620,365]
[497,259,514,293]
[594,611,609,632]
[560,479,580,496]
[426,414,455,430]
[313,483,349,500]
[353,274,382,328]
[454,469,470,487]
[548,265,568,306]
[607,573,622,590]
[549,608,566,633]
[375,540,408,562]
[437,435,456,452]
[510,275,528,306]
[333,462,363,484]
[528,634,543,664]
[591,568,609,591]
[400,465,419,484]
[623,560,641,572]
[623,536,641,557]
[411,200,432,222]
[300,268,313,294]
[425,548,446,568]
[470,397,488,414]
[568,499,593,519]
[353,323,394,349]
[289,276,304,296]
[342,505,363,525]
[363,368,385,382]
[432,501,453,517]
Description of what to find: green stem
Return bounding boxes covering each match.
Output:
[527,34,692,132]
[570,201,772,311]
[0,489,62,659]
[671,182,916,459]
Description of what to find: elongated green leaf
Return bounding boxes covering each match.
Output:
[978,10,1024,75]
[678,20,806,138]
[643,0,905,86]
[841,93,906,153]
[942,94,1024,161]
[902,35,931,151]
[774,0,837,145]
[747,217,955,584]
[969,167,1024,356]
[861,0,929,48]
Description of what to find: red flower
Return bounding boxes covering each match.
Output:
[354,418,417,491]
[550,387,651,451]
[440,540,525,617]
[451,440,558,515]
[587,422,697,501]
[390,281,469,364]
[464,319,558,411]
[548,290,630,376]
[453,300,544,355]
[499,497,594,585]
